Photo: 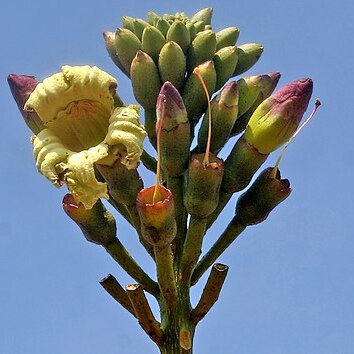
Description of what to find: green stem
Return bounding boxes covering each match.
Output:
[126,283,164,346]
[167,175,187,268]
[107,198,133,226]
[205,190,232,231]
[191,263,229,326]
[141,149,158,173]
[159,283,194,354]
[179,218,207,285]
[99,274,136,317]
[191,216,245,285]
[154,244,178,308]
[104,238,159,297]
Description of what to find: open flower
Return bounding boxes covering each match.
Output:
[25,65,147,209]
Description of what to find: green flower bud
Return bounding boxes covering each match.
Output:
[237,75,262,117]
[187,30,216,72]
[166,21,191,54]
[244,78,313,154]
[190,8,213,26]
[155,18,170,37]
[63,194,116,246]
[231,72,281,136]
[122,16,136,32]
[114,28,142,75]
[132,18,150,40]
[142,25,166,62]
[147,11,160,26]
[198,81,239,154]
[158,41,186,89]
[186,22,197,40]
[192,20,205,33]
[213,45,238,90]
[182,61,217,120]
[103,31,130,77]
[130,50,162,109]
[235,167,292,226]
[233,43,264,76]
[215,27,240,51]
[184,153,224,219]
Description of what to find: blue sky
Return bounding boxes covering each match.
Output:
[1,0,353,353]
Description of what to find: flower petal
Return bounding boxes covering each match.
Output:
[31,128,71,186]
[65,144,110,209]
[104,105,147,169]
[24,65,117,125]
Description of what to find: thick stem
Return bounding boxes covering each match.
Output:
[168,175,187,268]
[191,216,245,285]
[126,284,164,346]
[191,263,229,325]
[104,239,159,297]
[179,218,207,284]
[159,284,194,354]
[154,244,178,308]
[99,274,136,317]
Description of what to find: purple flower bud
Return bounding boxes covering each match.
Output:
[156,81,190,176]
[7,74,45,134]
[244,78,313,154]
[156,81,188,130]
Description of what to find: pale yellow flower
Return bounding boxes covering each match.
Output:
[25,65,147,209]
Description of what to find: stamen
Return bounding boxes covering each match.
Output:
[193,68,212,167]
[152,93,166,203]
[270,99,321,179]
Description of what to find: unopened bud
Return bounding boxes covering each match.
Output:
[198,81,238,154]
[7,74,45,134]
[244,78,313,154]
[231,72,281,136]
[157,82,190,176]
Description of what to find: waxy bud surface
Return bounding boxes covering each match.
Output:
[244,78,313,154]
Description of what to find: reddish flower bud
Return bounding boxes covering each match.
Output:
[7,74,45,133]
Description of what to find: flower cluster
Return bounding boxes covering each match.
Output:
[8,7,319,354]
